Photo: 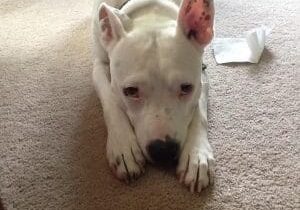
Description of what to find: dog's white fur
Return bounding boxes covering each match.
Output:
[92,0,214,192]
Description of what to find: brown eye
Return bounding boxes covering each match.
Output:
[123,87,139,98]
[180,83,193,96]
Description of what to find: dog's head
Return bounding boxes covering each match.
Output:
[97,0,214,165]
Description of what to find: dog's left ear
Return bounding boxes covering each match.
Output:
[177,0,215,47]
[98,3,129,52]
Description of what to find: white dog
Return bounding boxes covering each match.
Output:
[92,0,215,192]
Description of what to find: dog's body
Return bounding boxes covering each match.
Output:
[92,0,215,192]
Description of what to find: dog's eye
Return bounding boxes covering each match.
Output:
[180,83,193,96]
[123,87,139,98]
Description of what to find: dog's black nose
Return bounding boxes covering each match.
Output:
[147,138,179,166]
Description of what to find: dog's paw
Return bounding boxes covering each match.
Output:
[176,147,214,193]
[106,134,145,183]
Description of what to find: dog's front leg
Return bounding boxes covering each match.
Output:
[93,59,145,182]
[176,71,214,192]
[177,106,215,192]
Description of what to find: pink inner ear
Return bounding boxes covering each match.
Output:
[99,7,113,42]
[179,0,214,46]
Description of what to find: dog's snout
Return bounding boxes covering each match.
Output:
[147,138,179,166]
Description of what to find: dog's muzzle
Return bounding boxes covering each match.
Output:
[147,137,179,166]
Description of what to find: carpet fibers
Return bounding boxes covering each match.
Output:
[0,0,299,209]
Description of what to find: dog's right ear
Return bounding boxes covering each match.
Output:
[177,0,214,48]
[98,3,128,52]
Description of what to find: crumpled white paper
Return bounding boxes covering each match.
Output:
[213,26,271,64]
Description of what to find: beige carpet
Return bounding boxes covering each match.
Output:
[0,0,299,209]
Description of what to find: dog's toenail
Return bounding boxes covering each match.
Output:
[116,157,121,165]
